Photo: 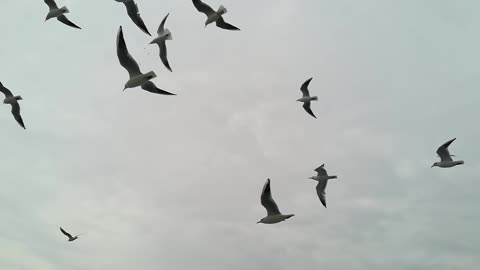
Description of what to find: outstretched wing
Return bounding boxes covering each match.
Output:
[124,0,151,36]
[44,0,58,10]
[157,13,170,34]
[0,82,14,98]
[57,15,81,29]
[11,103,25,129]
[192,0,215,16]
[300,77,313,97]
[159,41,172,72]
[315,164,327,176]
[261,179,281,216]
[60,227,73,239]
[316,180,328,208]
[436,138,456,162]
[116,26,142,78]
[141,81,176,95]
[215,17,240,31]
[303,102,316,118]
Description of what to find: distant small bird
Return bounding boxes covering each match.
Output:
[192,0,240,31]
[150,13,173,72]
[257,179,294,224]
[60,227,84,242]
[44,0,81,29]
[0,82,25,129]
[116,26,175,95]
[115,0,151,36]
[297,77,318,118]
[309,164,337,208]
[431,138,464,168]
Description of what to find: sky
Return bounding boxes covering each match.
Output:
[0,0,479,269]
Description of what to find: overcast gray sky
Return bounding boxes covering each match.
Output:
[0,0,479,269]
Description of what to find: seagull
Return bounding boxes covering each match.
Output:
[115,0,151,36]
[309,164,337,208]
[257,179,294,224]
[431,138,464,168]
[116,26,175,95]
[0,82,25,129]
[149,13,173,72]
[60,227,85,242]
[192,0,240,31]
[44,0,81,29]
[297,77,318,118]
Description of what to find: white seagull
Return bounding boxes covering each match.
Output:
[150,13,173,72]
[431,138,464,168]
[257,179,294,224]
[192,0,240,31]
[116,26,175,95]
[44,0,81,29]
[60,227,85,242]
[0,82,25,129]
[309,164,337,208]
[115,0,151,36]
[297,77,318,118]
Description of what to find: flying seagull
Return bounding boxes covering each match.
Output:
[309,164,337,208]
[115,0,151,36]
[150,13,173,72]
[192,0,240,31]
[44,0,81,29]
[257,179,294,224]
[60,227,84,242]
[431,138,464,168]
[0,82,25,129]
[116,26,175,95]
[297,77,318,118]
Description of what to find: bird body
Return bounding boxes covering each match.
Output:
[297,77,317,118]
[431,138,464,168]
[205,5,227,26]
[60,227,84,242]
[124,71,157,90]
[192,0,240,30]
[150,13,174,72]
[309,164,337,208]
[296,96,318,103]
[258,179,294,224]
[0,82,26,129]
[45,6,69,20]
[3,95,22,104]
[44,0,81,29]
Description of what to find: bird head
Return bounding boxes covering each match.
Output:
[431,162,438,168]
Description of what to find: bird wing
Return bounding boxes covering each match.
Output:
[300,77,313,97]
[60,227,73,239]
[116,26,142,78]
[0,82,14,98]
[57,15,81,29]
[11,102,25,129]
[157,13,170,34]
[192,0,215,16]
[159,41,172,72]
[261,179,281,216]
[141,81,176,95]
[303,102,316,118]
[215,17,240,31]
[124,1,151,36]
[44,0,58,10]
[316,180,328,208]
[315,164,327,176]
[436,138,455,162]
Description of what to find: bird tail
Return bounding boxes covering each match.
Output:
[163,29,172,40]
[217,5,228,16]
[311,96,318,101]
[15,95,22,101]
[61,6,70,14]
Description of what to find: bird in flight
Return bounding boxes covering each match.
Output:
[0,82,25,129]
[297,77,318,118]
[192,0,240,31]
[309,164,338,208]
[117,26,175,95]
[43,0,81,29]
[257,179,294,224]
[60,227,85,242]
[431,138,464,168]
[150,13,174,72]
[115,0,151,36]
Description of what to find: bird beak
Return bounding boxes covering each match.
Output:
[123,87,127,91]
[256,221,261,224]
[430,165,434,168]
